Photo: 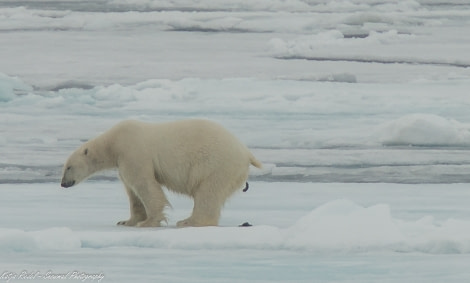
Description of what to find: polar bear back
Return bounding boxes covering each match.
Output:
[111,119,255,195]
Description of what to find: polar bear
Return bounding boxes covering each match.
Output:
[61,119,262,227]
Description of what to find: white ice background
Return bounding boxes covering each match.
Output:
[1,0,470,282]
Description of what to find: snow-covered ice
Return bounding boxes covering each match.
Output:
[1,0,470,282]
[2,182,470,282]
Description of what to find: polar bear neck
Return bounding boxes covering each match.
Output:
[87,134,118,171]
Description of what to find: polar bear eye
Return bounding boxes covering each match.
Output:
[66,166,71,171]
[84,148,88,155]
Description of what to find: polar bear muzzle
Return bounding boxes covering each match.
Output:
[61,165,77,188]
[61,179,75,188]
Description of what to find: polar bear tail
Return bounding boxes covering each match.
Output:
[249,154,263,169]
[243,182,249,192]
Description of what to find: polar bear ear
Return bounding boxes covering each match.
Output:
[84,148,88,155]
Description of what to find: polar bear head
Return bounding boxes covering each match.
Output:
[61,145,95,188]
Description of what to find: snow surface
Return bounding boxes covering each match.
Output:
[2,0,470,282]
[2,182,470,283]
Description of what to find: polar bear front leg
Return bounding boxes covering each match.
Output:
[133,179,169,227]
[117,184,147,226]
[118,164,169,227]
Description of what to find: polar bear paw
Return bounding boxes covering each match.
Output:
[176,217,217,227]
[135,218,163,227]
[176,219,191,228]
[117,219,139,226]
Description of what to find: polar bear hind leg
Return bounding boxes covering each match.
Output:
[177,188,221,227]
[177,173,246,227]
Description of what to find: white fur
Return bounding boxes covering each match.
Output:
[61,119,262,227]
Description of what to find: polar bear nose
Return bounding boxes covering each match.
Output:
[61,180,75,188]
